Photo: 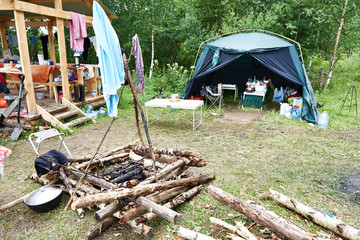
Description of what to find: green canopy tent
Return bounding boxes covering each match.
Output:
[182,30,318,123]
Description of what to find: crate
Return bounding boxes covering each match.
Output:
[243,94,263,108]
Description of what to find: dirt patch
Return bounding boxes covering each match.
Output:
[338,172,360,204]
[213,108,265,125]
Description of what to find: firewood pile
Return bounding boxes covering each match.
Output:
[15,142,215,239]
[175,185,360,240]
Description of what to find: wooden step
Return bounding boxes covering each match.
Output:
[53,110,79,120]
[65,116,91,127]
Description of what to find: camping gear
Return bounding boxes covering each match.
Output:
[182,31,318,123]
[169,94,181,102]
[280,103,292,117]
[34,149,69,177]
[10,74,25,141]
[340,85,357,116]
[23,185,64,212]
[29,128,72,157]
[0,98,7,108]
[85,103,93,113]
[273,87,284,103]
[79,84,85,102]
[74,84,80,102]
[205,84,222,109]
[318,112,329,129]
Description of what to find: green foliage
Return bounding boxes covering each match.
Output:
[147,60,190,95]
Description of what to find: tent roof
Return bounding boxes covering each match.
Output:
[207,32,293,52]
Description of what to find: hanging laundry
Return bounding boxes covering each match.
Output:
[8,35,18,55]
[92,1,124,117]
[40,36,49,60]
[132,34,145,97]
[69,12,87,52]
[82,37,90,61]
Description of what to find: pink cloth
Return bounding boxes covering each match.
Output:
[69,12,87,52]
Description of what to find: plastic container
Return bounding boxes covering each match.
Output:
[318,112,329,129]
[85,103,93,113]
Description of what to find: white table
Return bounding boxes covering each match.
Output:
[222,84,238,101]
[145,99,204,130]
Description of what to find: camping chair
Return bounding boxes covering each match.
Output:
[205,84,222,110]
[29,128,72,158]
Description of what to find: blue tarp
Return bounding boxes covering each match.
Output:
[182,32,318,123]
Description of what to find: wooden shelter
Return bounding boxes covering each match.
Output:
[0,0,116,130]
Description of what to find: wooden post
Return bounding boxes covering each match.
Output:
[47,21,56,64]
[77,68,84,85]
[14,10,37,114]
[0,24,8,49]
[55,0,71,100]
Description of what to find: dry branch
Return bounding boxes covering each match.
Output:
[268,189,360,240]
[205,185,316,240]
[87,216,117,240]
[72,174,214,209]
[75,153,129,170]
[209,217,256,240]
[67,169,116,189]
[235,221,257,240]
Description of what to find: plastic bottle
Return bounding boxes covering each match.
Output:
[85,103,93,113]
[318,112,329,129]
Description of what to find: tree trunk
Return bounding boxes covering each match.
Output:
[205,185,316,240]
[136,197,182,224]
[72,174,214,209]
[326,0,349,87]
[148,32,154,80]
[267,189,360,240]
[319,68,325,88]
[307,55,314,75]
[87,216,117,240]
[118,186,188,224]
[67,169,116,190]
[177,227,215,240]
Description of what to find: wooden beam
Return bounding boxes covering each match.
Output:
[54,0,71,101]
[14,10,37,114]
[0,0,13,10]
[47,21,56,63]
[0,24,7,49]
[36,104,72,132]
[13,0,93,23]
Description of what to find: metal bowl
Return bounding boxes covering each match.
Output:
[24,185,64,213]
[168,94,180,102]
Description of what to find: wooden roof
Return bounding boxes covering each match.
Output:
[0,0,117,24]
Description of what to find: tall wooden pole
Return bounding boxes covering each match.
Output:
[54,0,71,100]
[47,21,56,64]
[14,10,36,114]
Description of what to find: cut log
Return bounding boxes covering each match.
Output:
[87,216,117,240]
[268,189,360,240]
[129,144,201,158]
[95,198,131,222]
[177,227,215,240]
[136,197,182,224]
[135,185,203,224]
[128,220,154,238]
[161,165,189,182]
[68,156,92,163]
[59,168,84,218]
[111,165,143,184]
[205,185,316,240]
[235,221,257,240]
[118,186,188,224]
[139,159,186,185]
[68,178,101,195]
[72,174,214,210]
[209,217,255,240]
[67,168,116,190]
[75,153,129,170]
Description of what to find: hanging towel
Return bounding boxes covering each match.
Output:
[89,36,97,56]
[69,12,87,52]
[92,1,124,117]
[132,34,145,97]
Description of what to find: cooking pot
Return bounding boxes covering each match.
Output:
[24,185,64,213]
[168,94,180,102]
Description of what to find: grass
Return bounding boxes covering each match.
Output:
[0,56,359,239]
